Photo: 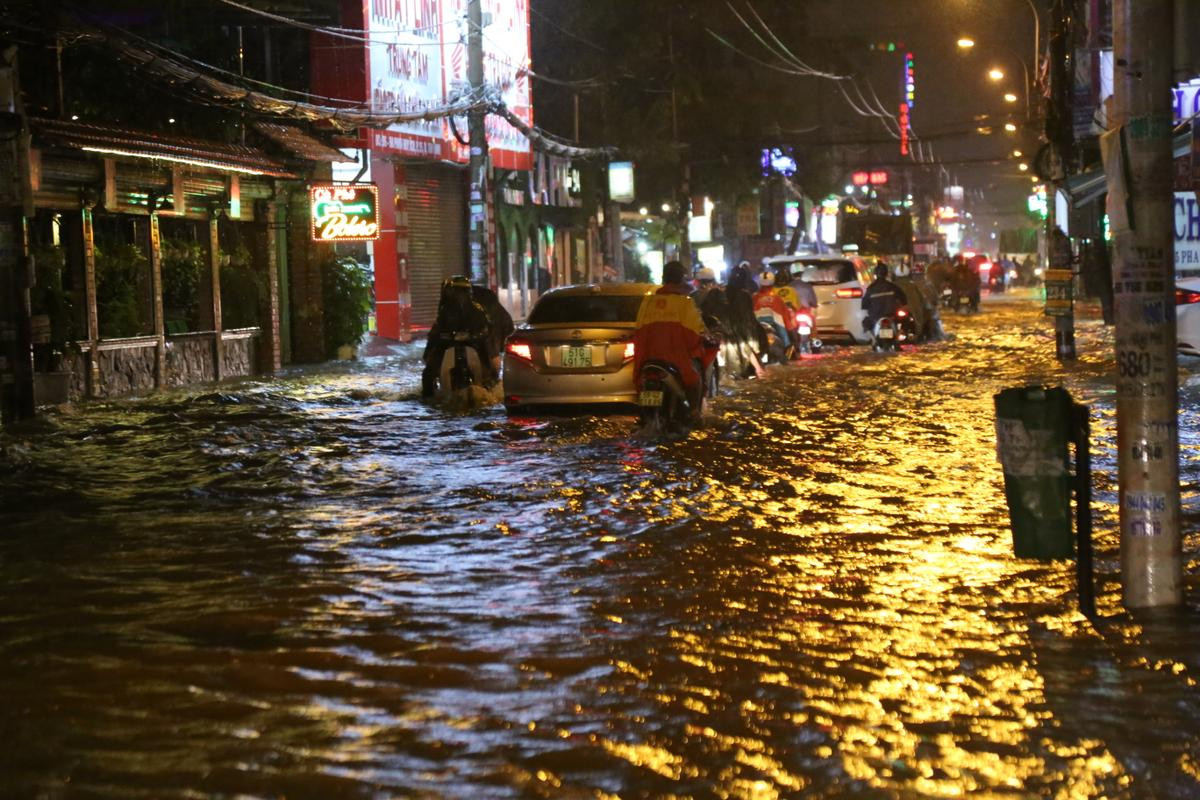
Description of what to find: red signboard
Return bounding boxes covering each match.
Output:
[899,102,910,156]
[311,0,532,170]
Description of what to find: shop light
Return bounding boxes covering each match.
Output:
[81,146,269,176]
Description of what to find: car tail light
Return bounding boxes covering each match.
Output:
[506,339,533,361]
[622,341,636,361]
[979,260,992,274]
[896,308,908,318]
[1177,288,1200,305]
[835,287,863,299]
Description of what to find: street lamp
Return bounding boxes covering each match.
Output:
[1004,92,1018,103]
[1013,149,1023,157]
[1004,122,1018,132]
[958,37,1033,120]
[1018,162,1029,171]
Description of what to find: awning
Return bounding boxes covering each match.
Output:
[31,117,297,178]
[252,122,354,163]
[1068,128,1192,207]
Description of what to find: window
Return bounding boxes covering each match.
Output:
[528,294,644,324]
[798,260,857,285]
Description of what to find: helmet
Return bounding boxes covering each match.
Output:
[695,267,716,282]
[759,270,776,287]
[663,260,687,285]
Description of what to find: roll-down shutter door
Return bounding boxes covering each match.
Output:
[406,164,467,327]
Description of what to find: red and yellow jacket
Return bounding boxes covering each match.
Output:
[633,285,708,389]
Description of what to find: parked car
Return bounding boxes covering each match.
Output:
[1177,278,1200,356]
[502,283,655,414]
[763,254,874,344]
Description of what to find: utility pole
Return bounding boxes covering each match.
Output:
[1111,0,1181,608]
[1046,0,1076,360]
[668,21,691,268]
[467,0,489,285]
[0,45,33,425]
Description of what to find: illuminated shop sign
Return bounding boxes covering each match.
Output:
[761,146,798,177]
[310,184,381,242]
[904,52,915,107]
[609,161,635,203]
[851,170,889,186]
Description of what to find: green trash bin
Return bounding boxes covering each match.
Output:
[993,385,1075,560]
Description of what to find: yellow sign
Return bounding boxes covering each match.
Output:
[1044,269,1074,317]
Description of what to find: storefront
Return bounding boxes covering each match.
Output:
[24,117,331,400]
[312,0,534,342]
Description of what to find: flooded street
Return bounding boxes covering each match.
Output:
[3,293,1200,798]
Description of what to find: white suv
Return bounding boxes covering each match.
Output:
[763,254,875,344]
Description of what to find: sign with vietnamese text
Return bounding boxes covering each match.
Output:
[1044,268,1074,316]
[365,0,532,169]
[310,184,381,242]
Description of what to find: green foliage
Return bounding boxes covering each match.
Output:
[320,253,372,358]
[220,243,263,330]
[160,238,205,331]
[29,245,79,356]
[94,243,147,338]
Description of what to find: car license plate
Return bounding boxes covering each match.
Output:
[562,346,592,368]
[879,327,894,339]
[639,390,664,406]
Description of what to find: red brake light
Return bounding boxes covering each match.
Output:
[1177,288,1200,306]
[896,308,908,317]
[623,341,636,361]
[506,339,533,361]
[835,287,863,299]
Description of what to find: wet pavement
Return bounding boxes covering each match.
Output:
[2,291,1200,798]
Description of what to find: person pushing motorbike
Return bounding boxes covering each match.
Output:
[861,261,908,338]
[421,276,499,398]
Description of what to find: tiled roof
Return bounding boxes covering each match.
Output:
[252,122,354,163]
[31,117,297,178]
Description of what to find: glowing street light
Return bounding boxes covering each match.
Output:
[638,206,649,216]
[660,202,671,213]
[1012,149,1023,157]
[1018,163,1029,172]
[1003,92,1018,103]
[957,37,975,49]
[1004,122,1018,132]
[988,68,1005,81]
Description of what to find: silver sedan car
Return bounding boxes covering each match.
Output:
[502,283,655,414]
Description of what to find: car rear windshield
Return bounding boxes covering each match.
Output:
[528,293,644,325]
[796,260,857,284]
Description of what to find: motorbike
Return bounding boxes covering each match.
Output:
[794,309,821,355]
[436,331,490,394]
[756,319,792,364]
[637,360,695,434]
[894,307,918,344]
[871,316,901,352]
[953,290,978,314]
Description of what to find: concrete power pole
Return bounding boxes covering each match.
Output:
[467,0,489,285]
[0,45,33,425]
[1112,0,1182,608]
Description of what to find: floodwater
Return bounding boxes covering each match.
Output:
[2,293,1200,799]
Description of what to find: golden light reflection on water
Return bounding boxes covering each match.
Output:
[3,299,1199,798]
